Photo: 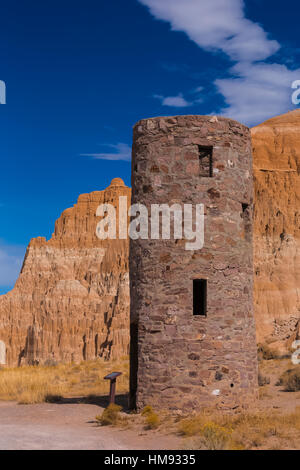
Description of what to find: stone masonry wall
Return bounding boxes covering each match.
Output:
[130,115,258,411]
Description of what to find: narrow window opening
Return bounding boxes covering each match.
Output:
[198,145,213,177]
[242,203,249,213]
[193,279,207,316]
[241,203,252,241]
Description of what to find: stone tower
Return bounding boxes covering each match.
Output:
[130,115,258,411]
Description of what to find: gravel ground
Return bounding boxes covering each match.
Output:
[0,401,180,450]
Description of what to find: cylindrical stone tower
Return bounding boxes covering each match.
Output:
[130,115,258,411]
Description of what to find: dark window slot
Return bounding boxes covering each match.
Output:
[241,203,252,241]
[198,145,213,177]
[193,279,207,316]
[242,203,249,213]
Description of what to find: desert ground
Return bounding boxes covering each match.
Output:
[1,355,300,450]
[0,401,181,450]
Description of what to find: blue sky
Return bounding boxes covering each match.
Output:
[0,0,300,293]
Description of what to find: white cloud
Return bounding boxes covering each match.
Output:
[193,86,204,93]
[81,143,131,161]
[139,0,298,126]
[154,93,191,107]
[216,62,300,124]
[0,242,25,289]
[139,0,279,62]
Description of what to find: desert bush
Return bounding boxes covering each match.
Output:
[177,409,296,450]
[95,404,122,426]
[177,406,300,449]
[258,371,271,387]
[145,411,160,430]
[257,343,280,361]
[141,405,153,416]
[200,422,233,450]
[178,417,204,436]
[141,405,160,429]
[278,367,300,391]
[180,420,233,450]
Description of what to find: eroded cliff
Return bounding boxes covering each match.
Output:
[252,111,300,350]
[0,178,130,366]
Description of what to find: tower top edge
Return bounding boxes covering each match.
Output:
[133,115,250,132]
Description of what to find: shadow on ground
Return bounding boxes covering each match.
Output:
[45,393,129,411]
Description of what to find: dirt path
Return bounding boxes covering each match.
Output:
[0,401,180,450]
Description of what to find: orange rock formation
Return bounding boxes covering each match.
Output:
[0,111,299,366]
[252,111,300,350]
[0,178,131,366]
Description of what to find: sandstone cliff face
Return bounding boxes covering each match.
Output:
[0,178,131,366]
[252,111,300,348]
[1,113,299,367]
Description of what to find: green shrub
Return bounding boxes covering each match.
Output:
[95,403,122,426]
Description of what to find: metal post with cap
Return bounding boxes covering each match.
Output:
[104,372,122,405]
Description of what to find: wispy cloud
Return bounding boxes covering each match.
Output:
[153,86,204,107]
[154,93,192,108]
[216,62,300,124]
[0,242,25,290]
[139,0,279,62]
[81,143,131,161]
[138,0,300,125]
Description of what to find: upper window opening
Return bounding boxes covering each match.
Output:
[198,146,213,177]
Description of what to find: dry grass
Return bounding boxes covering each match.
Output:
[177,406,300,450]
[257,343,282,361]
[141,405,154,416]
[95,404,123,426]
[277,366,300,392]
[183,422,235,450]
[140,405,161,430]
[0,357,129,404]
[258,371,270,387]
[2,355,300,449]
[145,412,160,429]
